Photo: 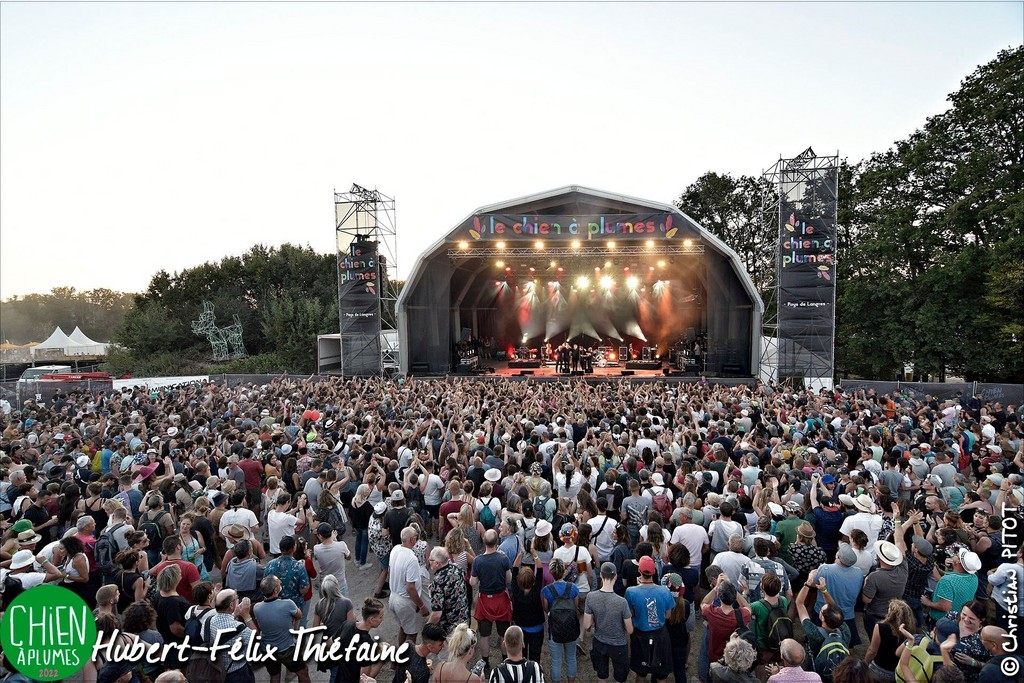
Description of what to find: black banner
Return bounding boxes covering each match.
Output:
[338,239,381,375]
[458,213,684,243]
[776,161,838,379]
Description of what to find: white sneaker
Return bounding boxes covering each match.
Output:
[360,562,373,571]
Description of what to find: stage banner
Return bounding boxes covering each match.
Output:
[458,213,683,242]
[338,239,381,375]
[776,158,838,380]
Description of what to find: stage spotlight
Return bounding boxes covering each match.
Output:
[645,240,654,248]
[529,267,535,272]
[605,261,612,268]
[626,275,639,290]
[557,267,564,272]
[577,275,590,288]
[571,240,581,249]
[505,266,512,271]
[496,260,505,268]
[497,241,506,249]
[683,238,693,247]
[601,275,614,290]
[535,240,544,249]
[550,260,557,268]
[495,281,501,286]
[608,241,616,249]
[609,352,616,361]
[458,241,469,250]
[657,260,666,268]
[649,266,655,271]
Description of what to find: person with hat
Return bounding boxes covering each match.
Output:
[0,519,38,560]
[809,546,865,646]
[861,540,908,639]
[838,493,883,560]
[583,562,633,683]
[625,555,675,683]
[924,547,981,625]
[1,548,62,600]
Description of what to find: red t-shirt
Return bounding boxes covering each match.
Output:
[438,498,465,540]
[702,604,751,662]
[238,458,263,490]
[152,559,201,603]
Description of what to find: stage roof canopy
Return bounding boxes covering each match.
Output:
[397,186,763,376]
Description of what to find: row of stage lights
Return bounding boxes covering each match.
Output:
[494,276,671,293]
[458,238,694,250]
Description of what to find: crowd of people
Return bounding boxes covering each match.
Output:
[0,375,1022,683]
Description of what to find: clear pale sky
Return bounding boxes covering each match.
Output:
[1,2,1021,299]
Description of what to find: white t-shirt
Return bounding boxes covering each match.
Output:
[220,507,259,537]
[636,438,659,457]
[0,570,46,590]
[839,512,883,559]
[476,497,502,519]
[388,545,421,599]
[422,474,445,506]
[267,509,298,554]
[588,514,616,561]
[553,544,593,592]
[670,523,709,569]
[555,472,584,499]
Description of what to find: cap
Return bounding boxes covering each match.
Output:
[821,474,836,485]
[661,572,683,590]
[373,502,388,515]
[600,561,618,579]
[912,536,934,557]
[652,473,665,486]
[391,489,405,503]
[837,546,858,567]
[786,501,802,513]
[926,475,943,488]
[638,555,656,576]
[317,522,334,537]
[11,519,33,534]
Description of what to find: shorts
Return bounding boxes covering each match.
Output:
[477,619,510,638]
[264,647,306,676]
[474,590,513,624]
[592,639,630,683]
[379,554,390,569]
[388,594,425,635]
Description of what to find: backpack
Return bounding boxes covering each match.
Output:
[533,496,552,522]
[547,582,580,643]
[759,599,794,651]
[625,501,647,532]
[480,498,497,530]
[650,488,673,521]
[894,636,942,683]
[183,608,244,683]
[316,496,348,536]
[814,631,850,683]
[2,572,26,611]
[139,510,169,549]
[95,523,126,579]
[730,604,757,649]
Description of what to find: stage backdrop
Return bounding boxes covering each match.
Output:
[776,159,838,382]
[461,213,682,242]
[338,239,381,375]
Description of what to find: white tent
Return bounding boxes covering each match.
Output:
[33,327,74,350]
[31,326,109,357]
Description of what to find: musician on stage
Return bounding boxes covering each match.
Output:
[581,346,592,373]
[571,344,581,373]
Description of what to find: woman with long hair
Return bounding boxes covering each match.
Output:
[788,522,827,587]
[350,483,374,569]
[865,598,915,683]
[444,526,474,580]
[56,535,94,607]
[433,623,482,683]
[294,536,318,627]
[314,573,357,683]
[511,565,545,663]
[455,502,485,557]
[177,512,208,581]
[113,550,147,613]
[56,483,82,536]
[831,658,873,683]
[610,524,632,595]
[283,456,300,496]
[662,574,691,683]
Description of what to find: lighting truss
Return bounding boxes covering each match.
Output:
[447,244,704,259]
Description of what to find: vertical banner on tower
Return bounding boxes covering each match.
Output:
[338,239,381,375]
[777,157,838,382]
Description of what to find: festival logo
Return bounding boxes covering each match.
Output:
[466,214,681,242]
[0,585,97,681]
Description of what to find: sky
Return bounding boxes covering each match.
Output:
[1,2,1021,299]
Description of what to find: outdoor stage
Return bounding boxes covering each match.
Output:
[447,359,754,384]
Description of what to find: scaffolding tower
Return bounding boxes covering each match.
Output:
[759,148,839,389]
[335,184,399,377]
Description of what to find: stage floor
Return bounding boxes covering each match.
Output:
[466,359,680,379]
